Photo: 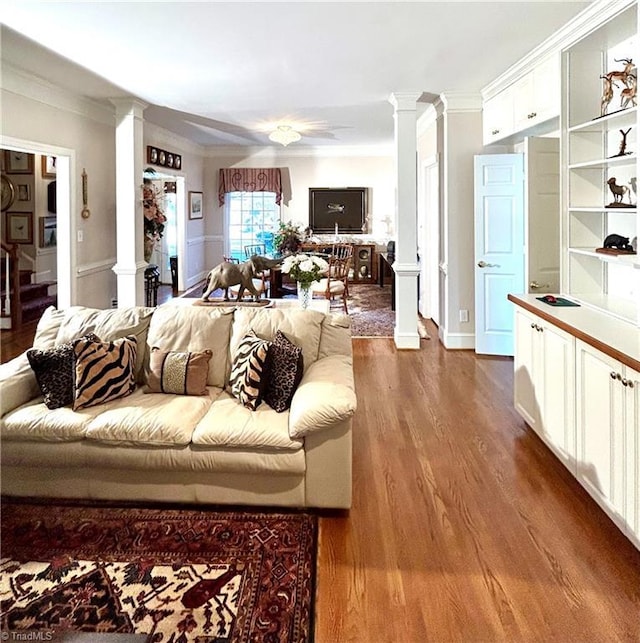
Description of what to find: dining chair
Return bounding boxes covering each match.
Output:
[310,254,351,314]
[329,243,353,296]
[244,244,270,295]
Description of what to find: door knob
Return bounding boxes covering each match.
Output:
[529,281,550,290]
[477,261,500,268]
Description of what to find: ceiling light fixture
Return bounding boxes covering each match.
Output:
[268,125,302,146]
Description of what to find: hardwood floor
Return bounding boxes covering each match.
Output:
[2,311,639,641]
[316,334,640,642]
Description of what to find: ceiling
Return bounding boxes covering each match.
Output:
[1,1,591,149]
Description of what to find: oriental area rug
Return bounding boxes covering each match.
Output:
[0,500,317,643]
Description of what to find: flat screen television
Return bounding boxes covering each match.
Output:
[309,187,367,234]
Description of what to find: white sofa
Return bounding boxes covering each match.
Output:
[0,303,356,509]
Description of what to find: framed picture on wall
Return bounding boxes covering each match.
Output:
[41,155,57,178]
[5,151,34,175]
[39,216,57,248]
[189,191,203,219]
[6,211,33,244]
[17,184,31,202]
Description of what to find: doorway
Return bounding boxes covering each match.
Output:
[420,156,440,326]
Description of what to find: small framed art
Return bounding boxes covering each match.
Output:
[189,191,203,219]
[6,211,34,244]
[17,184,31,202]
[41,155,57,178]
[5,151,34,175]
[39,216,57,248]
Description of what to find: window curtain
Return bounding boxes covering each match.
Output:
[218,168,282,206]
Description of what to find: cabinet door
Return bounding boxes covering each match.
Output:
[482,90,514,144]
[513,308,540,430]
[512,73,535,132]
[576,340,626,528]
[513,55,560,133]
[624,365,640,547]
[539,322,575,470]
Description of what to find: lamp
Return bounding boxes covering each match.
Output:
[269,125,302,146]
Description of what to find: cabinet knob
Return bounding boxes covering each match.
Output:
[528,112,537,119]
[491,129,500,135]
[610,371,618,380]
[621,378,634,388]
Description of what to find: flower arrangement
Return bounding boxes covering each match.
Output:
[281,253,329,288]
[142,179,167,261]
[274,220,302,255]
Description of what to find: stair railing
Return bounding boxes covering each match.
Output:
[1,241,22,328]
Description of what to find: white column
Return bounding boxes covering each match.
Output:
[389,92,422,349]
[110,98,148,308]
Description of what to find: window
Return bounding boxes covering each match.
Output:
[225,191,280,260]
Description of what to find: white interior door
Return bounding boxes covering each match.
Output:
[474,154,525,356]
[525,137,560,294]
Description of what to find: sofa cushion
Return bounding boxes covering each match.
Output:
[84,387,219,446]
[55,306,154,382]
[147,305,234,389]
[318,313,353,359]
[146,348,212,395]
[230,308,324,374]
[26,333,100,410]
[289,354,357,438]
[1,398,103,441]
[73,335,137,410]
[192,390,302,451]
[33,306,68,349]
[263,331,304,412]
[229,332,271,411]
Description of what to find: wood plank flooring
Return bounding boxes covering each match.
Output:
[2,314,639,641]
[316,334,640,642]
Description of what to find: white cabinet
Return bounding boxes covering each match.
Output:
[513,55,560,133]
[576,339,639,546]
[483,89,514,145]
[561,3,640,326]
[482,53,560,146]
[514,307,575,470]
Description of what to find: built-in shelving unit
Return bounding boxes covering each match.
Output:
[561,2,639,326]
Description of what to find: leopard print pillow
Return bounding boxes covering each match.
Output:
[263,330,304,413]
[27,333,100,410]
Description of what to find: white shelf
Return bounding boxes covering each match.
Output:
[569,107,637,133]
[568,153,636,170]
[569,206,637,214]
[568,247,639,266]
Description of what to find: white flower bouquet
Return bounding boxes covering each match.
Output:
[280,253,329,288]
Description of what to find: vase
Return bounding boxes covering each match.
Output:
[297,282,313,310]
[144,238,156,263]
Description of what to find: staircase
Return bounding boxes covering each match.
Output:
[1,242,57,329]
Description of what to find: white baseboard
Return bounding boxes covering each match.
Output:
[394,329,420,350]
[439,328,475,350]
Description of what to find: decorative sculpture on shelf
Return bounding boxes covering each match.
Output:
[599,57,636,116]
[611,128,632,157]
[596,233,636,255]
[606,177,635,207]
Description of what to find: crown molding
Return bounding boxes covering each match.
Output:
[389,92,424,111]
[439,92,483,112]
[204,143,394,159]
[482,0,636,99]
[1,62,115,127]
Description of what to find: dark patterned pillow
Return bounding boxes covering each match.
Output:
[264,331,304,413]
[229,331,271,410]
[27,333,100,409]
[146,348,212,395]
[73,335,137,410]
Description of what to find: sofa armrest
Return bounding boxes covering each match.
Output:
[288,354,357,439]
[0,353,40,417]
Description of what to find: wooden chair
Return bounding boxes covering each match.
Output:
[329,243,353,296]
[310,254,351,314]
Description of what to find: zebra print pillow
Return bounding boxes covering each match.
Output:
[72,335,137,410]
[229,331,271,410]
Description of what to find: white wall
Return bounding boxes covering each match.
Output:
[203,147,394,266]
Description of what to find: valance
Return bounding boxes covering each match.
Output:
[218,168,282,206]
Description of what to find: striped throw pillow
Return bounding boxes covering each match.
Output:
[73,335,137,410]
[229,331,271,410]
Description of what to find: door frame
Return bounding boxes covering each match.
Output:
[1,135,75,308]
